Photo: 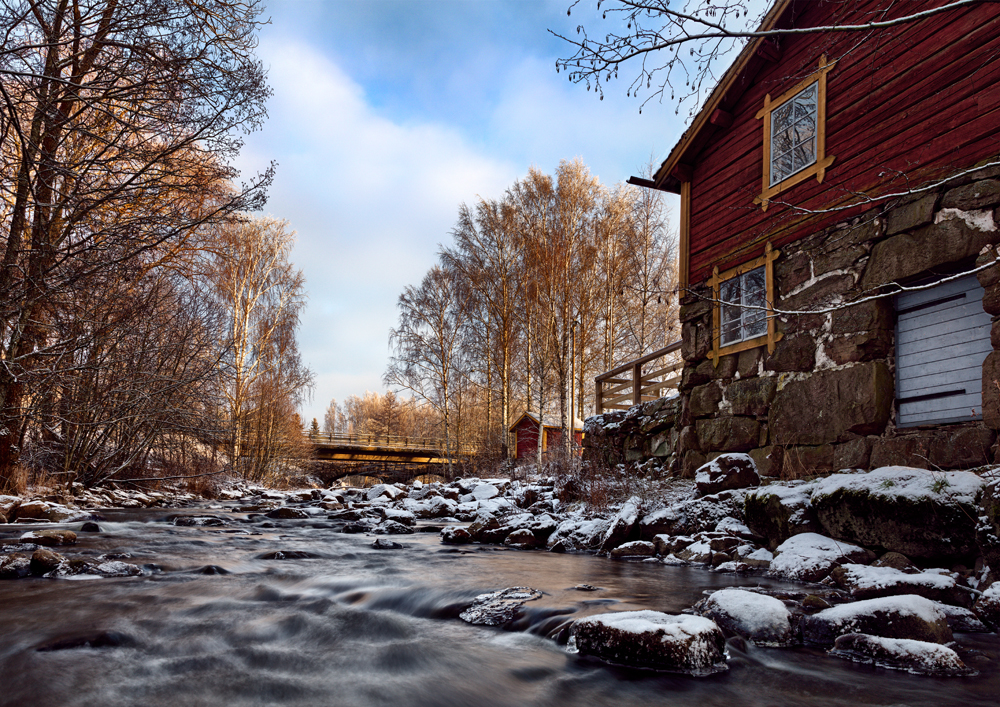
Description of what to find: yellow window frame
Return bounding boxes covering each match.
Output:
[754,55,836,211]
[707,242,782,365]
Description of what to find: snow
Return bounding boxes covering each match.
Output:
[472,484,499,501]
[816,594,947,628]
[695,453,755,486]
[715,517,752,537]
[745,547,774,562]
[769,532,868,581]
[810,466,984,505]
[576,610,718,639]
[836,564,955,593]
[831,634,969,675]
[703,589,791,644]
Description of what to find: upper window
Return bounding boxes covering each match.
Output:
[708,243,782,365]
[769,83,817,186]
[755,55,836,210]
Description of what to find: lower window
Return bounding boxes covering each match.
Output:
[708,242,782,364]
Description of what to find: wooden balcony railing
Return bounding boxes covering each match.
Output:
[307,432,476,456]
[594,340,683,414]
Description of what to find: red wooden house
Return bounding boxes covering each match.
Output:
[633,0,1000,476]
[509,412,584,461]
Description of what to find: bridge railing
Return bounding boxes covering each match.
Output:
[308,432,476,456]
[594,340,683,414]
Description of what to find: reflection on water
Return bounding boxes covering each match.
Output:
[0,509,997,707]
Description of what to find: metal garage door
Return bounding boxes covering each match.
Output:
[895,274,991,427]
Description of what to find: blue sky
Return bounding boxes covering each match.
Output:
[235,0,687,426]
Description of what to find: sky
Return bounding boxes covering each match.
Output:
[234,0,688,427]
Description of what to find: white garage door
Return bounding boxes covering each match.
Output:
[895,274,991,427]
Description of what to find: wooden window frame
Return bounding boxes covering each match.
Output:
[754,55,836,211]
[707,242,782,365]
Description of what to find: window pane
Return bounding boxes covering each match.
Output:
[771,151,794,184]
[743,267,767,338]
[792,139,816,171]
[773,126,795,156]
[773,101,794,133]
[721,316,742,345]
[720,278,742,345]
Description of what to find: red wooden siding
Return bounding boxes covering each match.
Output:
[513,417,541,460]
[687,0,1000,284]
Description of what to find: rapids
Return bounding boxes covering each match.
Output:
[1,508,998,707]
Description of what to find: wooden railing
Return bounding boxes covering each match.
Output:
[594,340,683,414]
[308,432,476,456]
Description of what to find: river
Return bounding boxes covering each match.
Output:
[1,507,997,707]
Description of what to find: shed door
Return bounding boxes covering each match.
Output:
[895,274,991,427]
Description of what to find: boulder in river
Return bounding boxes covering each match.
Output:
[800,594,953,646]
[743,484,822,549]
[699,588,794,646]
[830,564,973,608]
[459,587,542,627]
[503,528,541,549]
[695,454,760,497]
[0,552,31,579]
[20,529,77,547]
[809,467,984,562]
[973,582,1000,628]
[30,548,64,575]
[372,538,403,550]
[599,496,642,552]
[570,611,727,675]
[829,633,975,676]
[768,532,874,582]
[373,520,413,535]
[266,507,309,520]
[440,526,473,544]
[609,540,656,558]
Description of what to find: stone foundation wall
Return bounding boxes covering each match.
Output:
[674,170,1000,477]
[583,398,680,471]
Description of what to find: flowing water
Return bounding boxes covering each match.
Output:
[1,507,998,707]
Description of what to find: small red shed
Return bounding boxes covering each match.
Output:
[509,412,584,461]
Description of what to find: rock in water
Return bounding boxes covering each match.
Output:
[266,507,309,520]
[371,538,402,550]
[830,564,972,608]
[599,496,642,553]
[700,588,794,646]
[373,520,413,535]
[440,526,473,544]
[743,485,822,549]
[974,582,1000,628]
[695,454,760,496]
[459,587,542,627]
[801,594,953,646]
[20,530,77,547]
[809,467,984,562]
[768,532,874,582]
[829,634,975,676]
[609,540,656,558]
[30,548,65,575]
[0,553,31,579]
[503,529,540,549]
[570,611,727,675]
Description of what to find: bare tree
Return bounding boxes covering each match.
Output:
[0,0,273,488]
[385,265,464,475]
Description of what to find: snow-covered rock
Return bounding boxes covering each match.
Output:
[743,483,821,549]
[570,611,727,675]
[830,563,972,607]
[0,552,31,578]
[829,633,974,676]
[19,529,77,546]
[439,526,472,544]
[699,588,793,646]
[471,483,499,501]
[503,528,541,549]
[609,540,656,558]
[459,587,541,626]
[973,582,1000,628]
[695,453,760,497]
[810,467,984,561]
[768,532,874,582]
[600,496,642,552]
[801,595,953,646]
[639,492,745,539]
[547,518,611,552]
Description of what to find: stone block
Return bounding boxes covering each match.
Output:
[781,445,836,478]
[737,348,763,377]
[983,284,1000,316]
[776,251,812,291]
[769,362,893,445]
[860,218,998,291]
[749,446,783,477]
[681,450,707,478]
[779,274,855,313]
[992,319,1000,350]
[869,437,931,469]
[679,298,711,322]
[689,382,723,418]
[928,427,995,469]
[821,218,880,249]
[678,424,700,453]
[833,436,873,470]
[941,179,1000,211]
[983,351,1000,429]
[777,312,826,336]
[980,248,1000,289]
[696,416,760,453]
[824,332,892,365]
[680,363,711,391]
[713,354,739,379]
[681,320,712,362]
[765,335,816,373]
[884,193,938,236]
[727,376,777,417]
[650,429,678,458]
[814,243,868,274]
[831,300,892,335]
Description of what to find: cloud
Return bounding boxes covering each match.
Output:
[237,39,519,421]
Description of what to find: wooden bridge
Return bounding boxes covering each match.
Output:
[308,432,475,464]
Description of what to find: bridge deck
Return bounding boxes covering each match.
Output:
[309,433,473,464]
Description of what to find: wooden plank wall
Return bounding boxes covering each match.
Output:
[688,0,1000,283]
